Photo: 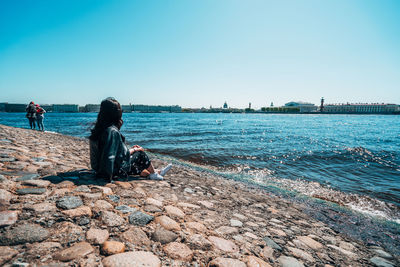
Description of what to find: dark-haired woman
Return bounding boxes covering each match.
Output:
[89,97,172,181]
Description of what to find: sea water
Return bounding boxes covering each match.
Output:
[1,112,399,220]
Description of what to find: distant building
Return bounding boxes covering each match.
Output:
[132,105,182,113]
[285,101,317,113]
[121,105,132,113]
[84,104,100,113]
[0,102,6,112]
[323,103,400,114]
[40,104,53,112]
[53,104,79,113]
[223,102,228,109]
[5,103,27,112]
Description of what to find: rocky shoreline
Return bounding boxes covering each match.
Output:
[0,124,398,266]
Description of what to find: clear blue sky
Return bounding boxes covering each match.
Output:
[0,0,399,108]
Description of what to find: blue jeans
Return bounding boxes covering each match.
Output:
[37,117,44,131]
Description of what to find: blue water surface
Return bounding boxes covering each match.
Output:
[1,112,399,208]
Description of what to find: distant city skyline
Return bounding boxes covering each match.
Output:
[1,0,399,109]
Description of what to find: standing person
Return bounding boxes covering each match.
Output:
[25,101,37,129]
[35,104,46,131]
[89,97,172,182]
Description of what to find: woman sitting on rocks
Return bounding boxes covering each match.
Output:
[89,97,171,182]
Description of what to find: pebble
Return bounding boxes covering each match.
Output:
[198,200,214,209]
[56,196,83,210]
[185,221,207,233]
[215,226,239,235]
[54,242,94,262]
[278,256,305,267]
[146,197,163,207]
[26,202,56,213]
[61,206,92,218]
[102,251,161,267]
[151,227,178,244]
[297,236,323,250]
[101,211,125,226]
[94,199,113,210]
[373,249,393,260]
[128,210,154,226]
[107,195,120,203]
[16,188,46,195]
[163,242,193,261]
[155,215,181,231]
[0,223,49,245]
[263,237,282,251]
[208,257,246,267]
[0,246,18,266]
[121,227,151,247]
[115,205,136,214]
[0,210,18,226]
[369,256,394,267]
[101,241,125,256]
[164,205,185,218]
[187,234,213,250]
[230,219,243,227]
[15,173,39,182]
[22,179,50,187]
[287,247,315,262]
[0,189,12,205]
[246,256,271,267]
[86,228,109,245]
[208,236,238,253]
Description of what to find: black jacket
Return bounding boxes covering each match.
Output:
[90,126,130,178]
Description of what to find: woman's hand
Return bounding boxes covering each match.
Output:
[130,145,144,155]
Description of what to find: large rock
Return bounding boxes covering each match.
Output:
[0,211,18,226]
[151,227,178,244]
[208,257,246,267]
[163,242,193,261]
[278,256,304,267]
[208,236,238,253]
[230,219,243,227]
[102,251,161,267]
[128,211,154,226]
[121,227,151,247]
[56,196,83,210]
[101,241,125,256]
[0,224,49,245]
[86,228,109,245]
[101,211,125,226]
[155,215,181,231]
[54,242,94,262]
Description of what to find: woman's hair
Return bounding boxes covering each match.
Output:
[89,97,123,141]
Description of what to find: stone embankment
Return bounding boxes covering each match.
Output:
[0,124,398,266]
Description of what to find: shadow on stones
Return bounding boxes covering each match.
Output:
[42,169,147,186]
